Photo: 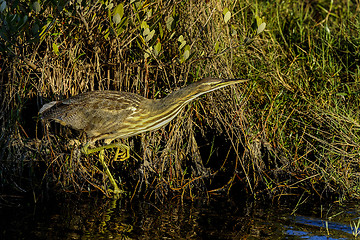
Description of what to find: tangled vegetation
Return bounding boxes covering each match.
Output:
[1,0,359,202]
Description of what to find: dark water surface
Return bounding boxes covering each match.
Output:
[1,194,359,239]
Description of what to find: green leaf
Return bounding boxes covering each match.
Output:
[147,8,152,18]
[113,13,121,24]
[223,8,231,23]
[257,22,266,35]
[256,15,263,27]
[231,28,237,36]
[145,29,155,42]
[144,47,152,59]
[141,20,149,29]
[105,3,113,10]
[158,22,163,39]
[0,1,6,12]
[143,28,150,36]
[52,43,59,55]
[33,1,41,14]
[19,15,28,29]
[166,16,174,31]
[178,35,186,49]
[154,41,161,56]
[214,41,219,53]
[182,45,190,62]
[114,3,124,19]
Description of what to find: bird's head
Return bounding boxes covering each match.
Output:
[186,77,249,96]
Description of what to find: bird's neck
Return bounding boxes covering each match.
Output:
[142,80,238,132]
[146,85,211,130]
[154,85,202,112]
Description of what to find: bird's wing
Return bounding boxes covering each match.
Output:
[60,91,144,137]
[40,91,147,139]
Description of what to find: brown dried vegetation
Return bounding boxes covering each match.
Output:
[1,0,360,201]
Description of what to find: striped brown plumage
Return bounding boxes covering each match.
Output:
[40,77,248,145]
[39,77,248,196]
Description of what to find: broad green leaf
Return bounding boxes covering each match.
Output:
[223,8,231,23]
[214,41,219,53]
[147,8,152,18]
[145,29,155,42]
[113,13,121,24]
[231,28,237,36]
[178,35,184,42]
[0,1,6,12]
[114,3,124,19]
[52,43,59,55]
[132,0,142,10]
[19,15,28,28]
[143,28,150,36]
[154,41,161,56]
[182,45,190,61]
[179,41,186,49]
[144,47,152,58]
[256,15,263,27]
[178,35,186,49]
[166,16,174,31]
[33,1,41,13]
[141,21,149,29]
[257,22,266,35]
[106,3,113,10]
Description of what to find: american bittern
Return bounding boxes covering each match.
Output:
[40,77,248,196]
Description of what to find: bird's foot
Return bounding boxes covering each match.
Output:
[114,144,130,161]
[108,186,124,199]
[80,143,91,155]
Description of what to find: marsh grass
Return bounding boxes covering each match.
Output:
[1,0,360,201]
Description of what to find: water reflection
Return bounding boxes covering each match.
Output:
[0,196,359,239]
[286,213,360,239]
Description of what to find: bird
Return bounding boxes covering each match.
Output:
[39,77,248,197]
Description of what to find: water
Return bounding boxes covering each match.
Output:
[1,195,359,239]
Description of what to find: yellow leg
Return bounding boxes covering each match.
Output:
[81,143,126,197]
[98,150,122,197]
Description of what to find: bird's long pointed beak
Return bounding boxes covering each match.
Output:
[221,78,249,83]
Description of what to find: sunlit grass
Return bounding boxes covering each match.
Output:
[1,0,359,200]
